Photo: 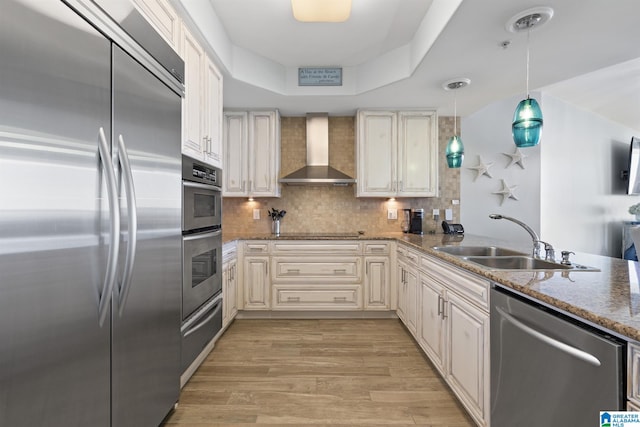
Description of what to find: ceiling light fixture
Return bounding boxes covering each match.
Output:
[442,78,471,169]
[507,7,553,148]
[291,0,352,23]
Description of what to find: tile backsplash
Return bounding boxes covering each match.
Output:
[222,115,460,235]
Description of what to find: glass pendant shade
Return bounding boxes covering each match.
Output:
[446,135,464,168]
[512,97,543,147]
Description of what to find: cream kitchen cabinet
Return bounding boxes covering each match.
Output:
[396,246,419,336]
[236,240,397,312]
[418,273,446,372]
[133,0,180,49]
[223,110,281,197]
[446,291,488,426]
[418,252,490,427]
[628,342,640,408]
[364,256,390,310]
[242,242,271,310]
[181,25,223,168]
[270,241,363,310]
[356,110,438,197]
[222,242,238,327]
[364,242,391,310]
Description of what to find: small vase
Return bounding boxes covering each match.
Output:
[272,219,280,236]
[636,214,640,222]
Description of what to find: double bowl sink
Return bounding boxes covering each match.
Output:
[432,246,598,272]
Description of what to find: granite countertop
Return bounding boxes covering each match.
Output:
[223,231,640,342]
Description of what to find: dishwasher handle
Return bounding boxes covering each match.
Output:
[496,306,602,367]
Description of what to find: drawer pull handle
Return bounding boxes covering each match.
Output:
[286,269,300,274]
[334,296,347,302]
[334,269,347,274]
[370,247,385,252]
[287,296,301,302]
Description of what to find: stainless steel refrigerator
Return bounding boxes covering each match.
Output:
[0,1,184,425]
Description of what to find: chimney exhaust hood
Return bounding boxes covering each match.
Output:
[279,113,356,185]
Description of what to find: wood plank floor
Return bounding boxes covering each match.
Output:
[163,319,475,426]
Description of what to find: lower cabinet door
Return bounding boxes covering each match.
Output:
[364,256,390,310]
[243,256,270,310]
[417,274,445,373]
[445,292,489,425]
[404,266,418,336]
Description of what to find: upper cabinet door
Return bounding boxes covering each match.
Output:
[133,0,180,49]
[204,56,223,168]
[223,111,248,195]
[398,111,438,197]
[223,110,280,197]
[356,110,397,197]
[181,25,205,160]
[249,111,281,197]
[180,25,224,168]
[356,109,438,198]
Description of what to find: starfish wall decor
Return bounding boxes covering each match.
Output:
[502,148,527,169]
[467,155,494,182]
[493,179,519,205]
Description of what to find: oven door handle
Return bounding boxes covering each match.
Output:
[183,300,222,338]
[183,181,221,192]
[116,134,138,317]
[97,127,120,327]
[183,229,222,241]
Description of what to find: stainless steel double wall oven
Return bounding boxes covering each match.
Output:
[181,155,223,372]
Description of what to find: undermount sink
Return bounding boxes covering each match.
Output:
[462,255,571,271]
[432,246,526,257]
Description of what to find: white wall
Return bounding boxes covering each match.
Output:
[461,93,639,257]
[541,94,638,257]
[460,93,541,249]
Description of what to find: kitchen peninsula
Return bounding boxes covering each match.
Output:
[223,232,640,340]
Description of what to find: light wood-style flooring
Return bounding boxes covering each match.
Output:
[163,319,475,426]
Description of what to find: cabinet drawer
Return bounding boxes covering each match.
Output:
[271,241,361,255]
[223,241,237,262]
[364,241,390,255]
[272,257,361,282]
[272,284,362,310]
[243,241,270,254]
[421,254,489,310]
[398,245,419,265]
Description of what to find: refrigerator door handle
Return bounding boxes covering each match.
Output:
[97,127,120,327]
[496,306,602,367]
[116,135,138,316]
[183,300,222,338]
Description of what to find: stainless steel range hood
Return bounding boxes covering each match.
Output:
[279,113,356,185]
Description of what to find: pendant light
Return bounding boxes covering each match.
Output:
[506,7,554,148]
[443,78,470,168]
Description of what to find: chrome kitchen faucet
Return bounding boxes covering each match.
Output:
[488,214,555,260]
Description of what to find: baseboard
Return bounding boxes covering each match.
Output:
[235,310,399,319]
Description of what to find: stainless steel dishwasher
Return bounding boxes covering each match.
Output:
[491,287,625,426]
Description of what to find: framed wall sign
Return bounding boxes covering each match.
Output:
[298,67,342,86]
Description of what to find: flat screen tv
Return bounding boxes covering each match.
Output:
[628,137,640,195]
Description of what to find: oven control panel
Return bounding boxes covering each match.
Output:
[182,155,221,188]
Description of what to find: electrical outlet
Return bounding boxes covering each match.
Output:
[452,199,460,205]
[445,209,453,221]
[253,209,260,220]
[387,209,397,220]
